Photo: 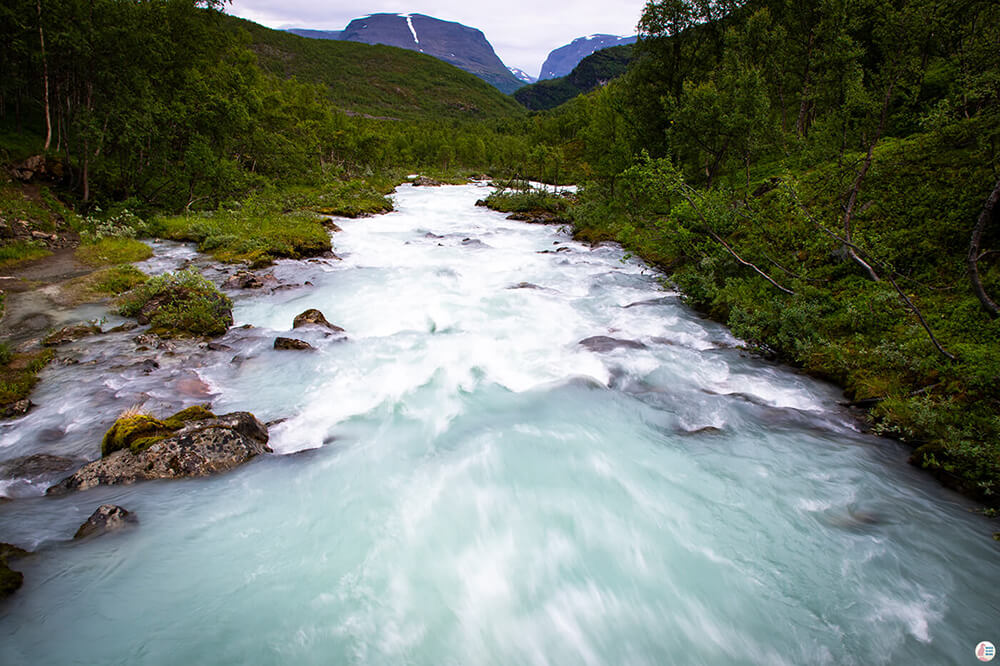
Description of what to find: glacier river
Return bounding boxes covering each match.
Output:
[0,182,998,664]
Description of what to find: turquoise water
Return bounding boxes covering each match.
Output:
[0,183,997,664]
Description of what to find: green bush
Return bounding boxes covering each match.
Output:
[118,269,233,338]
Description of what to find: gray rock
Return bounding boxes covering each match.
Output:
[578,336,648,352]
[0,453,76,480]
[1,399,32,419]
[274,337,314,351]
[47,412,271,494]
[412,176,443,187]
[74,504,137,539]
[292,309,344,332]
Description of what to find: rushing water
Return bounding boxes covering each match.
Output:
[1,183,998,665]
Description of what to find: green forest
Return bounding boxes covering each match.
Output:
[1,0,999,504]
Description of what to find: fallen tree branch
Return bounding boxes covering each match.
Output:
[674,185,796,295]
[785,184,957,361]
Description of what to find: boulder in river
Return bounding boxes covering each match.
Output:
[412,176,443,187]
[578,336,648,352]
[0,543,29,599]
[48,410,270,494]
[292,309,345,333]
[42,323,101,347]
[223,270,275,290]
[74,504,137,539]
[275,337,314,351]
[0,453,77,488]
[1,399,32,419]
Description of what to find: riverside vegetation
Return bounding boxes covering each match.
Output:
[0,0,998,507]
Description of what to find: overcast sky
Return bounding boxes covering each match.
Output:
[226,1,647,76]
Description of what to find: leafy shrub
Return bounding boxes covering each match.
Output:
[118,269,233,338]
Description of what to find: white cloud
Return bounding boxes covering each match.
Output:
[226,1,646,77]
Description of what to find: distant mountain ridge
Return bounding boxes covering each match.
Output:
[286,13,524,94]
[508,67,537,84]
[539,34,637,80]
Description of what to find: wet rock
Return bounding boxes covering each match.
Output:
[321,219,342,232]
[412,176,443,187]
[48,412,271,493]
[223,270,277,290]
[624,297,675,309]
[506,212,569,225]
[206,342,232,352]
[42,323,101,347]
[461,238,490,249]
[508,282,543,290]
[292,309,344,333]
[474,199,488,207]
[0,543,29,599]
[15,312,53,333]
[108,321,139,333]
[132,359,160,374]
[1,398,33,419]
[74,504,137,539]
[274,337,314,351]
[0,453,76,481]
[578,336,648,352]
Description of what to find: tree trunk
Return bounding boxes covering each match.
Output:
[37,0,51,151]
[969,176,1000,317]
[796,31,814,138]
[841,80,896,282]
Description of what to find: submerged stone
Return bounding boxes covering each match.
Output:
[578,336,648,352]
[0,543,29,599]
[275,337,314,351]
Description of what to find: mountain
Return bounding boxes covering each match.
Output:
[286,14,525,95]
[286,29,343,40]
[538,34,637,80]
[516,43,634,111]
[227,17,525,121]
[508,67,537,84]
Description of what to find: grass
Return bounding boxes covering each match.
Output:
[117,269,233,338]
[58,265,149,305]
[153,210,330,267]
[0,241,51,270]
[75,237,153,267]
[0,347,55,411]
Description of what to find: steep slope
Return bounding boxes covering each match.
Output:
[228,17,525,121]
[289,13,525,95]
[516,44,634,111]
[539,34,637,80]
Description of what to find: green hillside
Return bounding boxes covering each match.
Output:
[228,17,525,122]
[515,44,633,111]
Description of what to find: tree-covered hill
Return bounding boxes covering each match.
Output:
[515,44,634,111]
[229,16,526,120]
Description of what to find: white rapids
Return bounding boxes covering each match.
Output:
[0,182,997,665]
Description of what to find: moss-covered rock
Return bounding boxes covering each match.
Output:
[101,405,216,457]
[101,414,173,457]
[162,405,215,429]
